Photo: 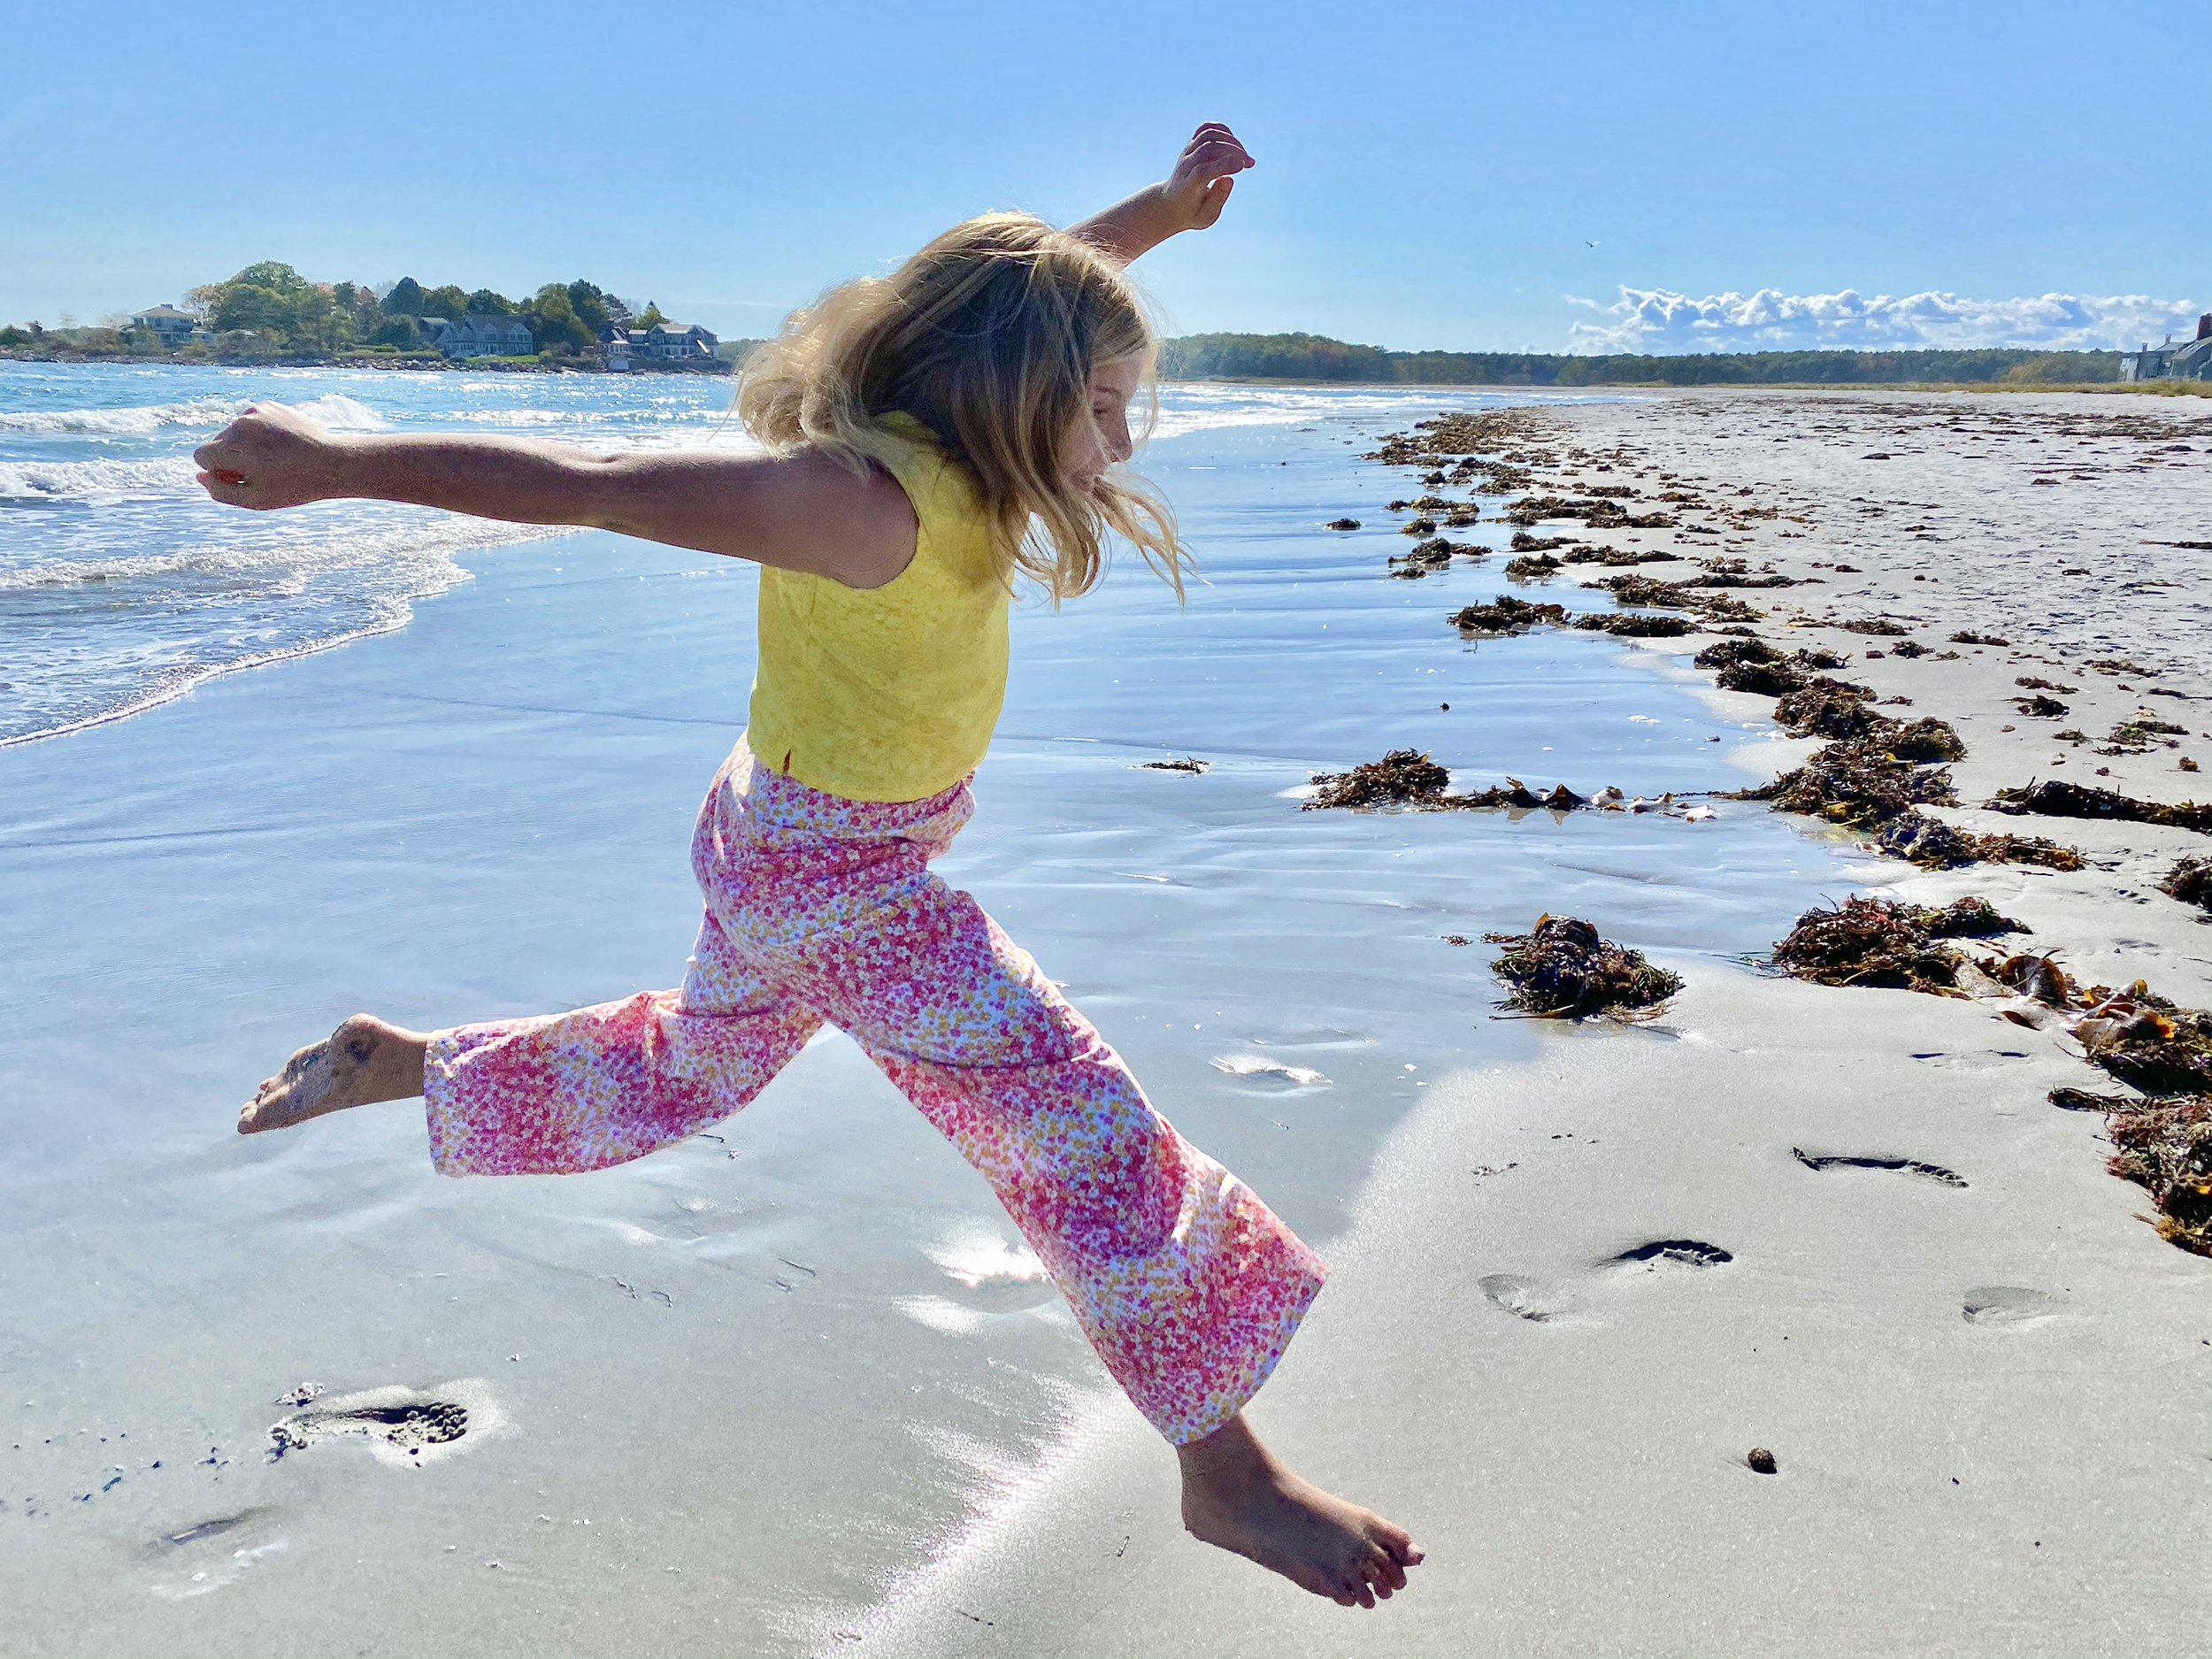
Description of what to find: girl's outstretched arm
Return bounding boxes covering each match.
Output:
[192,403,918,588]
[1071,122,1256,265]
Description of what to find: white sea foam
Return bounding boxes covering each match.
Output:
[0,454,202,500]
[0,389,382,439]
[0,396,239,436]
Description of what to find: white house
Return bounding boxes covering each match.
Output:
[645,321,718,360]
[130,304,196,346]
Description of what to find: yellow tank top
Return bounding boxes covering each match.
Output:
[745,414,1011,803]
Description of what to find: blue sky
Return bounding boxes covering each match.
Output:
[4,0,2204,353]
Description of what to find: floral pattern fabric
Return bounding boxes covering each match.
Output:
[423,741,1326,1445]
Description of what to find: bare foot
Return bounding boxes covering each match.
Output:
[239,1014,428,1134]
[1177,1412,1423,1609]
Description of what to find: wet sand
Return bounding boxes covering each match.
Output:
[857,389,2212,1657]
[4,389,2206,1656]
[1,401,1854,1656]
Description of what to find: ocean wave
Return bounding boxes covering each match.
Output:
[0,455,202,501]
[0,513,572,593]
[0,396,238,436]
[0,390,384,438]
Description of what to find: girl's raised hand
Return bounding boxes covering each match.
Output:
[194,402,346,510]
[1164,122,1256,232]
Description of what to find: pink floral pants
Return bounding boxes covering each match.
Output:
[423,741,1325,1445]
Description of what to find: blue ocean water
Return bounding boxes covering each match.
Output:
[0,362,1624,747]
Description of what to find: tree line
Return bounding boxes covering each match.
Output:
[175,262,662,357]
[1156,332,2124,385]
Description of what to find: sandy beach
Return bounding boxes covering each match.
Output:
[852,387,2212,1655]
[4,382,2208,1656]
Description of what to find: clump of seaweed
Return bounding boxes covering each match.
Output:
[2013,693,2070,718]
[1560,546,1679,566]
[1694,638,1847,696]
[1484,915,1681,1018]
[2045,1087,2212,1258]
[1325,518,1361,531]
[1305,749,1449,810]
[1739,738,1957,829]
[1574,611,1694,637]
[1985,780,2212,835]
[1872,811,2085,871]
[1450,595,1565,635]
[1503,552,1563,579]
[2160,856,2212,911]
[1771,895,2024,995]
[2066,984,2212,1098]
[1950,631,2009,646]
[1510,531,1578,552]
[1836,617,1910,637]
[2106,1099,2212,1256]
[1885,718,1968,763]
[1389,537,1455,578]
[1585,572,1766,624]
[1400,517,1437,537]
[2098,716,2189,755]
[2015,676,2078,693]
[1773,679,1886,741]
[1140,757,1208,773]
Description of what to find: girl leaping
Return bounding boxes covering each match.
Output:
[197,125,1422,1609]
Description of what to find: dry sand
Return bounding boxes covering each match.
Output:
[855,388,2212,1657]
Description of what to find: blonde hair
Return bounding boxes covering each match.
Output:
[736,212,1190,603]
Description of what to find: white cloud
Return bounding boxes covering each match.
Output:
[1566,286,2201,355]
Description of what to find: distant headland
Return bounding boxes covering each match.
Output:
[0,262,759,374]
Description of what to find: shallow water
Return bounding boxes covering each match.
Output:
[0,388,1863,1655]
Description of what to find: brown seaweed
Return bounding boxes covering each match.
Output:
[1484,915,1681,1018]
[1573,611,1694,637]
[1737,737,1956,829]
[2159,856,2212,911]
[2106,1099,2212,1256]
[1770,895,2024,995]
[1872,810,2085,871]
[1985,780,2212,836]
[1305,749,1450,809]
[1450,595,1566,635]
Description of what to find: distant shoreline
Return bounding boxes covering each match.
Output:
[6,354,2202,396]
[0,349,730,375]
[1160,375,2211,396]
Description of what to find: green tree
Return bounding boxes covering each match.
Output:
[382,277,426,316]
[212,284,291,334]
[635,300,667,329]
[371,315,423,349]
[229,261,311,300]
[565,280,610,334]
[465,288,514,315]
[421,285,470,320]
[528,283,594,352]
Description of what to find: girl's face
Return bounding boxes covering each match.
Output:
[1064,357,1143,491]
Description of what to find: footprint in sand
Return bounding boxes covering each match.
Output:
[1961,1286,2064,1327]
[1608,1239,1733,1270]
[1793,1148,1968,1187]
[1479,1273,1576,1322]
[268,1379,508,1470]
